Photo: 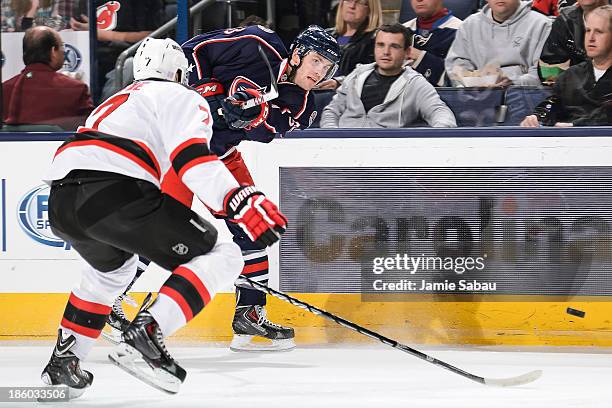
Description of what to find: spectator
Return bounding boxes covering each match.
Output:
[317,0,382,90]
[320,24,456,128]
[239,14,268,28]
[70,0,164,96]
[521,5,611,126]
[2,26,93,129]
[55,0,87,30]
[402,0,463,85]
[2,0,39,31]
[532,0,576,16]
[445,0,551,86]
[539,0,608,69]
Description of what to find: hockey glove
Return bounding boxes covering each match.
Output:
[194,79,229,130]
[224,186,287,247]
[221,89,269,130]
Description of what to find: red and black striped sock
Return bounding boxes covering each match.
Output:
[60,293,111,339]
[236,254,268,306]
[159,266,211,322]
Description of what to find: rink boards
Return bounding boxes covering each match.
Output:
[1,132,612,346]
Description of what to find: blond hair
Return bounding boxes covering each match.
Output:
[334,0,382,35]
[589,5,612,32]
[11,0,53,15]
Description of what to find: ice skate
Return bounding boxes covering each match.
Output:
[108,300,186,394]
[230,305,295,352]
[101,293,136,345]
[41,329,93,400]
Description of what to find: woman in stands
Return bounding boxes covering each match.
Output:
[317,0,382,89]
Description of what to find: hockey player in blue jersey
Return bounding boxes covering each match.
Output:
[106,25,340,352]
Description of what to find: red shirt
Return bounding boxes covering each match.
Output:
[2,63,94,130]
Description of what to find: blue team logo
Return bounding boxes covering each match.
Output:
[17,185,70,249]
[63,44,82,72]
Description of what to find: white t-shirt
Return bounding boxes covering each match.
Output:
[594,67,606,81]
[45,80,239,212]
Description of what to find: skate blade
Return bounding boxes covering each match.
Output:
[101,326,122,345]
[108,343,181,394]
[230,335,296,352]
[39,373,88,401]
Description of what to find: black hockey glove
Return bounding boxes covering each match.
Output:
[223,186,287,247]
[221,90,269,130]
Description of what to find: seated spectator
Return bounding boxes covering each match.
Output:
[320,24,457,128]
[70,0,164,96]
[317,0,382,90]
[1,0,71,32]
[2,0,39,31]
[2,26,93,129]
[402,0,463,85]
[445,0,551,86]
[539,0,608,70]
[531,0,576,16]
[521,5,611,126]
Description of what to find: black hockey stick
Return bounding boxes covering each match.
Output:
[241,45,279,110]
[236,276,542,387]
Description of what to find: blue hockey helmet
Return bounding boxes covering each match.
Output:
[289,25,341,81]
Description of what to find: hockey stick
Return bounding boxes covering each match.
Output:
[241,45,279,110]
[236,276,542,387]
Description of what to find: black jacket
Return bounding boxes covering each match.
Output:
[540,5,586,66]
[534,61,612,125]
[327,27,376,76]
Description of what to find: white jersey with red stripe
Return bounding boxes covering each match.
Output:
[45,79,239,212]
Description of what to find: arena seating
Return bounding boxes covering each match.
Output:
[399,0,480,23]
[310,86,554,128]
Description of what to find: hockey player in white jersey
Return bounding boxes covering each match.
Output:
[40,37,287,397]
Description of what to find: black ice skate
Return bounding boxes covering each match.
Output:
[101,294,134,345]
[230,305,295,352]
[108,298,186,394]
[41,329,93,400]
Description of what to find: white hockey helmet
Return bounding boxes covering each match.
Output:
[133,37,189,85]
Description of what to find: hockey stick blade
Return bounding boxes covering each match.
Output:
[483,370,543,387]
[241,45,279,110]
[236,276,542,387]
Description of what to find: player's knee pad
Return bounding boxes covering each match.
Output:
[75,254,138,305]
[180,241,244,297]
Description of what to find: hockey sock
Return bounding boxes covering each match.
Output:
[236,286,266,306]
[235,251,268,306]
[60,293,111,359]
[152,266,212,336]
[150,242,243,336]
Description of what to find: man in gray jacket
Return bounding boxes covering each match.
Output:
[321,23,456,128]
[445,0,552,86]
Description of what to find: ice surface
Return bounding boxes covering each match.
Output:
[0,344,610,408]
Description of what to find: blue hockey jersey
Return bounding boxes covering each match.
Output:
[182,26,317,156]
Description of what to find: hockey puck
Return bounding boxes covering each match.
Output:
[566,307,585,318]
